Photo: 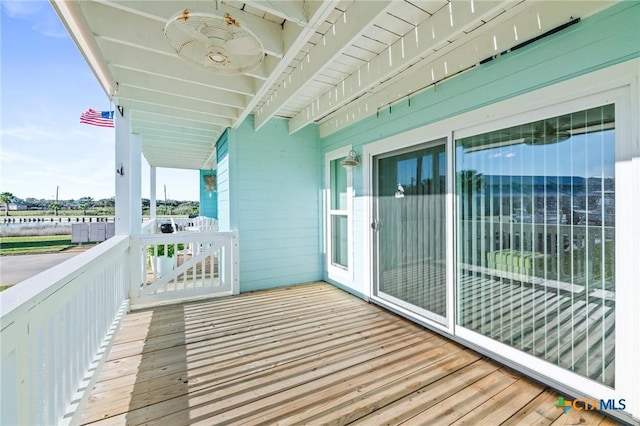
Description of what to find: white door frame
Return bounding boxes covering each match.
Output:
[369,138,452,328]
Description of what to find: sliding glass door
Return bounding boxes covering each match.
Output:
[455,104,616,387]
[373,140,448,323]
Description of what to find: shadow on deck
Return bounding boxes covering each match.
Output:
[80,282,619,425]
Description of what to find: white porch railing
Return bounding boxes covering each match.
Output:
[0,229,239,425]
[141,217,157,234]
[130,231,239,308]
[154,216,218,232]
[0,236,130,425]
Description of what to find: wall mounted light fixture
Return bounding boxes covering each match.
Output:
[341,149,360,169]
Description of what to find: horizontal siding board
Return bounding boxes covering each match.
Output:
[240,271,322,291]
[240,228,319,242]
[241,254,321,273]
[235,185,318,198]
[237,209,320,221]
[241,267,321,280]
[235,218,319,231]
[236,217,319,228]
[236,223,319,233]
[241,253,320,269]
[240,238,320,252]
[241,244,319,259]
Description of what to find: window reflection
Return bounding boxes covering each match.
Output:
[455,104,615,386]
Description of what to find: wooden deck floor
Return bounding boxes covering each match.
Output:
[80,282,620,425]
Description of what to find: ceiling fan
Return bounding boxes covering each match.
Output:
[164,9,264,75]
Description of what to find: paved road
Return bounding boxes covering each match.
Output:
[0,250,87,286]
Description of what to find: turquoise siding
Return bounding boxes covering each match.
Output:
[216,129,229,159]
[320,1,640,296]
[199,170,217,219]
[225,117,321,292]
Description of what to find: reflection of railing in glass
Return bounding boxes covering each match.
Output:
[459,221,615,292]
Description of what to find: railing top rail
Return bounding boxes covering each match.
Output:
[0,235,129,330]
[141,218,157,234]
[135,231,237,244]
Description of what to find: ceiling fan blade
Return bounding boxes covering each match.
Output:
[226,35,262,55]
[175,21,211,45]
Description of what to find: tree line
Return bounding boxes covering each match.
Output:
[0,192,199,216]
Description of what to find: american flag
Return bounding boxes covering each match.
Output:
[80,109,114,128]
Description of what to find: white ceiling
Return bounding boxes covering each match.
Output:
[51,0,616,171]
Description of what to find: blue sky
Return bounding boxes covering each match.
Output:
[0,1,199,201]
[457,130,615,179]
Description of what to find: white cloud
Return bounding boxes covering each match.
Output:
[1,1,42,19]
[1,126,68,142]
[2,0,68,39]
[0,149,47,166]
[33,18,69,39]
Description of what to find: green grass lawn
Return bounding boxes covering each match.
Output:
[0,235,75,255]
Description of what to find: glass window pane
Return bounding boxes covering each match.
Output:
[331,214,348,268]
[376,143,447,317]
[330,158,347,210]
[455,104,615,386]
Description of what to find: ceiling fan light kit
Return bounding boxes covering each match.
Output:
[164,10,264,75]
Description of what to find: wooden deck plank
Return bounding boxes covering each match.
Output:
[501,389,564,425]
[348,359,500,426]
[395,368,520,425]
[550,410,607,425]
[80,282,620,426]
[449,378,544,425]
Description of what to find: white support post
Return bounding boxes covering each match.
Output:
[114,108,130,235]
[128,133,142,294]
[149,166,157,220]
[115,108,142,235]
